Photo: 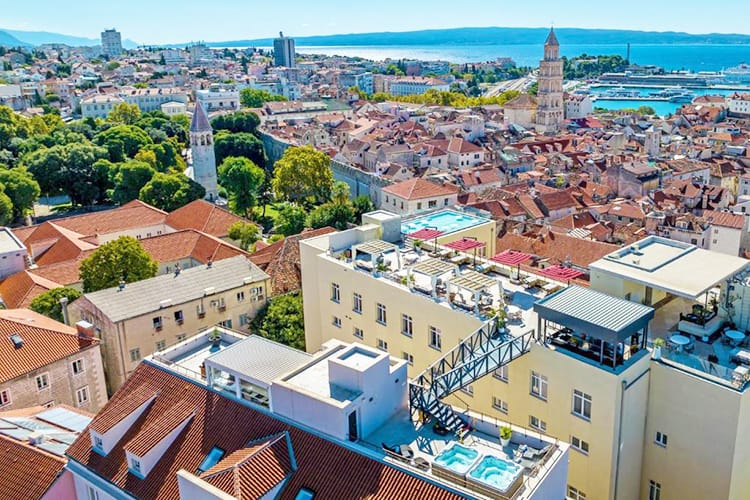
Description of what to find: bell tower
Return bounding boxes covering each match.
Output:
[189,99,219,201]
[535,27,564,134]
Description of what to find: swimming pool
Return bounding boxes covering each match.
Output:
[468,455,524,494]
[402,210,488,236]
[433,443,480,475]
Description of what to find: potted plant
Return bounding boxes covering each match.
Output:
[653,337,666,359]
[413,239,423,253]
[500,426,512,447]
[209,328,222,347]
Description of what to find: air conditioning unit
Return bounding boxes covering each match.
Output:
[196,304,206,318]
[28,431,45,445]
[218,298,226,311]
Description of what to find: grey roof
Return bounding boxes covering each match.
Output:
[83,256,269,322]
[205,335,312,386]
[534,286,654,343]
[545,27,559,46]
[190,99,212,133]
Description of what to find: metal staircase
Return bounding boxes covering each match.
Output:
[409,321,534,434]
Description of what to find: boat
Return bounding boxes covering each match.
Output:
[601,87,641,98]
[669,92,695,103]
[649,86,688,98]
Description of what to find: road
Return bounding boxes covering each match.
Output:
[483,74,536,97]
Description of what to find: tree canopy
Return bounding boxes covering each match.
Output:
[29,287,82,322]
[94,124,153,162]
[227,221,261,251]
[138,172,205,211]
[274,203,307,236]
[107,102,142,125]
[110,160,156,204]
[0,167,40,218]
[272,145,333,205]
[211,111,260,134]
[371,89,521,107]
[214,132,266,168]
[305,181,356,230]
[218,156,265,217]
[79,236,158,293]
[240,88,287,108]
[250,292,305,350]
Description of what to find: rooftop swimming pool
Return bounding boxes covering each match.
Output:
[433,443,480,475]
[402,210,488,236]
[469,455,523,494]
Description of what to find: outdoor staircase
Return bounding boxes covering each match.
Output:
[409,321,534,435]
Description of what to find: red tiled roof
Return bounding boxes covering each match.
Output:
[66,364,461,500]
[0,435,65,499]
[703,210,746,229]
[445,238,485,251]
[496,230,618,269]
[382,178,458,200]
[0,309,97,384]
[166,200,247,238]
[491,250,532,266]
[49,200,167,237]
[124,400,196,456]
[140,229,247,264]
[0,271,62,309]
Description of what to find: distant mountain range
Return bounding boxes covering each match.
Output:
[0,28,139,48]
[207,27,750,48]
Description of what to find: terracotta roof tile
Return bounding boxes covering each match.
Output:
[166,200,247,238]
[0,308,97,384]
[49,201,167,238]
[382,178,457,200]
[139,229,247,264]
[0,271,62,309]
[496,230,618,268]
[66,363,461,500]
[704,210,746,229]
[124,400,196,456]
[0,435,65,499]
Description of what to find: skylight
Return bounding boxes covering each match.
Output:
[295,488,316,500]
[9,334,23,349]
[196,446,226,474]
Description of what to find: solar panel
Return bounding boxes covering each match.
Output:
[36,407,92,432]
[37,442,70,456]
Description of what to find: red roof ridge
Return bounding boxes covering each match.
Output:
[89,385,159,434]
[124,400,196,456]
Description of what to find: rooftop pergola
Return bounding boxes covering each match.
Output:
[448,270,503,314]
[409,258,458,297]
[445,237,486,267]
[352,240,401,273]
[406,228,444,253]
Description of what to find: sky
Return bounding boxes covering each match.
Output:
[4,0,750,45]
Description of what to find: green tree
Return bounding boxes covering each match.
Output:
[218,156,265,217]
[211,111,260,134]
[306,203,355,230]
[0,167,40,217]
[107,102,142,125]
[352,194,375,222]
[636,105,656,115]
[227,221,261,251]
[138,172,205,211]
[94,124,153,161]
[29,287,82,322]
[250,292,305,350]
[272,145,333,205]
[274,203,307,236]
[239,88,287,108]
[214,132,266,167]
[111,160,156,204]
[0,187,13,225]
[79,236,158,292]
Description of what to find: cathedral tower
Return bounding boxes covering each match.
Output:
[189,99,219,201]
[535,28,564,134]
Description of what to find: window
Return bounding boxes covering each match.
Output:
[402,352,414,365]
[401,314,413,337]
[153,316,163,330]
[219,319,232,329]
[0,389,10,407]
[176,334,187,342]
[130,348,141,362]
[72,359,85,375]
[567,485,587,500]
[332,316,342,328]
[86,485,100,500]
[130,457,142,474]
[174,310,184,323]
[494,365,509,382]
[352,327,364,339]
[572,390,592,420]
[353,293,362,313]
[417,202,422,210]
[155,340,166,351]
[429,326,442,350]
[376,303,387,325]
[239,313,250,327]
[428,200,437,208]
[571,436,589,455]
[295,488,316,500]
[461,385,474,396]
[236,291,245,302]
[648,480,661,500]
[36,373,49,390]
[655,431,668,447]
[377,339,388,351]
[76,386,90,406]
[529,415,546,432]
[251,286,264,301]
[94,435,103,449]
[492,397,508,414]
[331,283,340,303]
[531,371,548,400]
[197,446,226,474]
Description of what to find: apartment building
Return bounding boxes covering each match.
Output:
[388,77,449,96]
[63,328,567,499]
[100,29,122,57]
[195,86,240,112]
[380,178,459,215]
[0,309,107,412]
[301,215,750,500]
[70,255,269,393]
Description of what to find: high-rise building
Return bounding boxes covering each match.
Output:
[535,28,564,134]
[273,31,296,68]
[100,28,122,57]
[189,100,219,201]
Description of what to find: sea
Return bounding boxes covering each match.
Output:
[290,43,750,115]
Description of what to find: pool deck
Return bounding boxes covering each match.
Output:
[363,409,564,499]
[401,209,490,236]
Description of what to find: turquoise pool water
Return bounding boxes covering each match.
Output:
[469,456,523,492]
[402,210,487,236]
[433,444,480,474]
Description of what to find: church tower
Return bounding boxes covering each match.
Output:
[535,27,564,134]
[189,99,219,201]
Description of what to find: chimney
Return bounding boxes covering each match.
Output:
[59,297,70,326]
[118,278,126,292]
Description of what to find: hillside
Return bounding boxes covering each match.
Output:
[0,30,29,47]
[0,29,139,48]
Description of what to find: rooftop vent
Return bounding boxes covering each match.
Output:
[9,333,23,349]
[159,299,172,309]
[204,287,216,296]
[28,431,45,446]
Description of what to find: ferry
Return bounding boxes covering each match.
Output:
[649,86,689,98]
[601,87,641,98]
[669,92,695,103]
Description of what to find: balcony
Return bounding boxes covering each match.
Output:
[547,328,648,371]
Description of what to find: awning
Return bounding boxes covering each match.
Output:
[491,250,532,266]
[538,265,583,281]
[445,238,485,252]
[407,228,444,240]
